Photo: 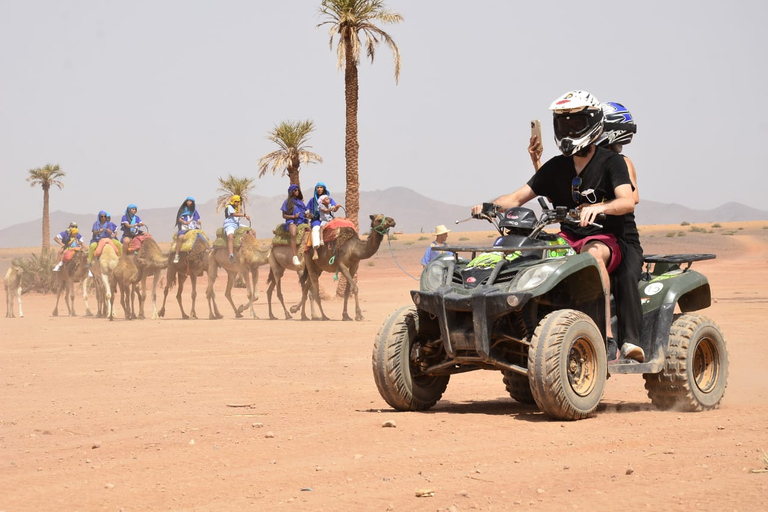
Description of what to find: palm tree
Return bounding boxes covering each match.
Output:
[27,164,66,250]
[318,0,402,229]
[216,175,256,215]
[257,120,323,190]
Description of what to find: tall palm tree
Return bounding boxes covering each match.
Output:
[216,175,256,215]
[257,120,323,190]
[318,0,402,229]
[27,163,66,250]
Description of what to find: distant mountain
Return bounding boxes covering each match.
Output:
[1,187,766,249]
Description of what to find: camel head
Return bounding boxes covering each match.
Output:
[369,214,396,236]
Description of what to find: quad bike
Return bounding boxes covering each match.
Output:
[372,200,728,420]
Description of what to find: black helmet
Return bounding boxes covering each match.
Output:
[499,207,537,234]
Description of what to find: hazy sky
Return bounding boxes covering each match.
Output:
[2,0,766,231]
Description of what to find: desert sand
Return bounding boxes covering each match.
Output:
[1,222,768,511]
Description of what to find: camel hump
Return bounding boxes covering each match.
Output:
[272,223,309,246]
[178,229,210,252]
[213,226,253,249]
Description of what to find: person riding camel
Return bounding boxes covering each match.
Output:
[223,195,250,264]
[120,204,145,248]
[280,184,309,267]
[173,197,202,264]
[52,222,86,271]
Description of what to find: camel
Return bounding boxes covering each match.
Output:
[112,252,141,320]
[52,249,91,317]
[4,265,24,318]
[265,226,316,320]
[94,242,120,320]
[206,229,271,319]
[129,236,169,319]
[294,214,396,321]
[159,231,211,319]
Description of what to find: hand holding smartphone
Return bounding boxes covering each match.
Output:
[530,119,543,152]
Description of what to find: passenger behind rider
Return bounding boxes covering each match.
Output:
[281,184,309,267]
[306,182,342,256]
[421,225,453,268]
[527,101,644,362]
[52,222,86,271]
[471,90,636,358]
[223,195,250,264]
[172,196,202,264]
[105,213,119,240]
[120,204,145,248]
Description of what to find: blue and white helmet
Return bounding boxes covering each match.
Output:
[596,101,637,148]
[549,90,604,156]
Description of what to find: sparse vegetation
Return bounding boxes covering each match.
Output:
[13,249,58,293]
[403,241,414,246]
[417,236,429,241]
[690,226,707,233]
[459,236,469,241]
[678,231,686,237]
[722,231,736,236]
[680,221,690,226]
[666,232,676,237]
[367,260,375,267]
[712,223,722,228]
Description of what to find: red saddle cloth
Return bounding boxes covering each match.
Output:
[94,238,120,258]
[322,218,356,244]
[127,234,153,253]
[62,247,81,262]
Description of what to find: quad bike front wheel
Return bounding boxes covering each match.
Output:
[528,309,606,420]
[644,314,728,411]
[502,371,535,404]
[372,306,449,411]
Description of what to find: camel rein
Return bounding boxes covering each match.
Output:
[385,233,420,281]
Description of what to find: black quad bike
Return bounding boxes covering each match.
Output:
[372,200,728,420]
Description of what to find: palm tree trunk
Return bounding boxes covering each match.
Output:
[42,185,51,250]
[344,37,360,231]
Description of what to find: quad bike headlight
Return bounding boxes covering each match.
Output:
[510,260,567,292]
[420,257,453,292]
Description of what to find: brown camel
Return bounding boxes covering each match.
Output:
[130,236,169,319]
[295,214,396,321]
[159,231,210,319]
[52,250,90,317]
[266,227,316,320]
[206,229,271,319]
[112,252,141,320]
[4,265,24,318]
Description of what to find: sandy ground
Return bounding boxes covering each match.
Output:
[2,221,768,511]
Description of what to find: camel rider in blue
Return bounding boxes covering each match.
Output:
[173,197,202,263]
[105,213,118,240]
[306,182,342,254]
[223,195,250,264]
[88,210,117,264]
[120,204,145,246]
[281,184,309,267]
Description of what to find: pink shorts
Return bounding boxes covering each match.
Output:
[558,232,623,274]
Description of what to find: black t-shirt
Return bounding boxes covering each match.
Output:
[527,146,631,239]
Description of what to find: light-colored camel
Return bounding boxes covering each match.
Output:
[52,250,91,317]
[112,253,141,320]
[265,241,312,320]
[130,237,169,319]
[296,214,396,321]
[94,242,120,320]
[206,229,271,319]
[159,231,210,319]
[4,265,24,318]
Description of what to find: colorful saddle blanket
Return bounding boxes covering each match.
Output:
[62,246,81,262]
[213,226,254,249]
[94,238,121,258]
[126,234,153,254]
[321,218,357,244]
[272,223,310,246]
[173,229,210,252]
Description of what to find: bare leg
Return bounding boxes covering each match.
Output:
[583,241,613,338]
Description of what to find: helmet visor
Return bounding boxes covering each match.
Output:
[554,113,593,139]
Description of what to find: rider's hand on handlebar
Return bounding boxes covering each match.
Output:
[578,204,605,227]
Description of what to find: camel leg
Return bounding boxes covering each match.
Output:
[52,279,63,316]
[337,264,361,321]
[223,271,242,318]
[266,269,281,320]
[176,273,189,319]
[5,286,12,318]
[101,272,113,321]
[206,261,223,320]
[150,270,161,319]
[189,274,198,319]
[235,268,259,319]
[82,279,93,317]
[303,267,329,321]
[159,267,174,318]
[66,281,76,317]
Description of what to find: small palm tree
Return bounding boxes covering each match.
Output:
[216,175,256,215]
[257,120,323,190]
[318,0,402,229]
[27,163,66,249]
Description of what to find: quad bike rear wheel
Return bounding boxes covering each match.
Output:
[644,314,728,411]
[372,306,449,411]
[528,309,606,420]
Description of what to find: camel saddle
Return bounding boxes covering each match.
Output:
[62,246,82,262]
[272,223,310,247]
[173,229,210,253]
[125,234,153,254]
[213,226,254,249]
[321,218,357,245]
[93,238,121,258]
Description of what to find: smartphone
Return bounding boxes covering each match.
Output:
[530,119,543,150]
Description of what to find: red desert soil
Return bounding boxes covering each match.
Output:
[1,222,768,511]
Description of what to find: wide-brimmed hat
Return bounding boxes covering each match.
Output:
[434,225,451,235]
[69,221,78,228]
